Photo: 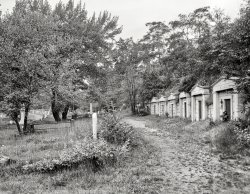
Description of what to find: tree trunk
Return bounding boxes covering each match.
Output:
[14,119,22,135]
[130,95,137,115]
[129,89,137,115]
[51,89,61,122]
[52,103,61,122]
[131,105,136,115]
[23,103,30,133]
[12,114,22,135]
[62,104,70,120]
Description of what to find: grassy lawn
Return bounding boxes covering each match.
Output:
[0,119,92,162]
[0,116,161,194]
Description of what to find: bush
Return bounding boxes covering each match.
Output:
[99,113,135,145]
[22,138,129,173]
[212,120,250,154]
[138,110,150,116]
[212,124,238,153]
[230,120,250,149]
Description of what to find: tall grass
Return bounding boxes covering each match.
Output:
[0,115,156,193]
[210,120,250,155]
[0,118,92,163]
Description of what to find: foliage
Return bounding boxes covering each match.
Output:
[140,21,170,72]
[139,71,171,103]
[17,113,135,173]
[137,109,150,116]
[0,1,54,132]
[48,0,122,121]
[112,39,145,114]
[99,113,135,145]
[22,138,129,173]
[0,0,122,131]
[0,117,156,193]
[136,7,237,101]
[212,120,250,154]
[212,124,238,153]
[230,120,250,149]
[134,5,250,115]
[218,1,250,112]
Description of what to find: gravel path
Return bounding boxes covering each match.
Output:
[123,117,250,194]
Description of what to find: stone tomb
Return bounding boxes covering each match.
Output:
[167,93,179,117]
[150,97,159,115]
[191,85,210,121]
[158,96,168,116]
[212,77,243,121]
[179,92,191,119]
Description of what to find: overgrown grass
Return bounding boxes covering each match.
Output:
[0,119,92,162]
[210,120,250,155]
[144,116,192,133]
[0,115,159,193]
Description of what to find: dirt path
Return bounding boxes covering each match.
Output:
[123,117,250,194]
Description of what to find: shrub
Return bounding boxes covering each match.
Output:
[138,110,150,116]
[22,138,129,173]
[212,120,250,153]
[99,113,135,145]
[212,124,238,153]
[230,120,250,149]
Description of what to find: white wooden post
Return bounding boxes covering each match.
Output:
[92,113,97,140]
[90,103,93,114]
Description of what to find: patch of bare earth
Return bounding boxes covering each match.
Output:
[123,116,250,194]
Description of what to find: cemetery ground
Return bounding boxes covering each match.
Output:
[0,115,250,193]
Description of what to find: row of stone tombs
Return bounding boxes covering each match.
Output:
[149,78,244,122]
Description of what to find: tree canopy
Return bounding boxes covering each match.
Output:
[1,0,250,132]
[0,0,122,133]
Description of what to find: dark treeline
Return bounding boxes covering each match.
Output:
[110,3,250,115]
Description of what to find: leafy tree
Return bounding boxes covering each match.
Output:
[139,71,171,104]
[47,0,121,121]
[0,0,122,134]
[218,1,250,114]
[140,22,170,72]
[0,0,54,133]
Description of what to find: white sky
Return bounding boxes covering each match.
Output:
[0,0,243,40]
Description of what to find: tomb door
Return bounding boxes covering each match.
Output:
[198,101,202,120]
[225,99,231,120]
[184,102,187,118]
